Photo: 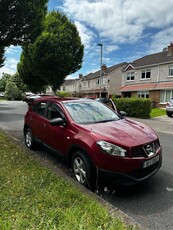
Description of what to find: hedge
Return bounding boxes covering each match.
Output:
[112,97,151,119]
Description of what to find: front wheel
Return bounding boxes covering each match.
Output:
[71,151,96,191]
[24,128,35,150]
[166,111,173,117]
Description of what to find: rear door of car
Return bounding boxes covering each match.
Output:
[30,101,48,142]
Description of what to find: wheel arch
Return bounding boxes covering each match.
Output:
[23,124,30,135]
[66,145,95,169]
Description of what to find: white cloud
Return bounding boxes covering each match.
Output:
[0,58,18,78]
[5,45,21,54]
[74,21,95,50]
[149,27,173,53]
[62,0,173,44]
[0,46,22,78]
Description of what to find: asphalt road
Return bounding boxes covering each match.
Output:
[0,101,173,230]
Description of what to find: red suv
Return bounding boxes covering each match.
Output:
[24,96,162,190]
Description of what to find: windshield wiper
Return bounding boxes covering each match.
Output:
[95,119,119,123]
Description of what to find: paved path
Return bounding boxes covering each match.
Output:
[131,115,173,134]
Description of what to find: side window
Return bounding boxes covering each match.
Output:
[46,103,63,120]
[35,102,47,117]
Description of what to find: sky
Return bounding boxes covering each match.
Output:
[1,0,173,79]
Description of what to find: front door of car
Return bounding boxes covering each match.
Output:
[44,103,69,156]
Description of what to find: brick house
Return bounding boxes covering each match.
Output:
[119,43,173,106]
[60,62,127,98]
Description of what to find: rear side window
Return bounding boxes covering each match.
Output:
[34,102,47,117]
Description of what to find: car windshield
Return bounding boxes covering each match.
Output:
[64,100,120,124]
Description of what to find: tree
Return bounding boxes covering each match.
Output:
[0,73,11,92]
[0,0,48,65]
[4,81,19,100]
[18,11,84,95]
[17,48,48,93]
[0,72,27,100]
[0,47,5,67]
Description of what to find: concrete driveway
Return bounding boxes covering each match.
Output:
[132,115,173,135]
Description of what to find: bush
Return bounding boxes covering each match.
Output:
[4,82,19,100]
[56,91,71,97]
[113,97,151,119]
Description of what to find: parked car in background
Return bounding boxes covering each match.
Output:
[23,96,162,190]
[95,97,126,116]
[166,98,173,117]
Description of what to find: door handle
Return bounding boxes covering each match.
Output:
[43,123,47,127]
[30,116,33,121]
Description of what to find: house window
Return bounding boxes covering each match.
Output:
[88,81,90,88]
[96,78,103,85]
[73,84,76,90]
[96,78,99,85]
[63,86,66,91]
[169,66,173,76]
[137,91,149,98]
[126,72,135,81]
[160,90,173,103]
[83,82,86,88]
[141,69,151,79]
[102,77,107,84]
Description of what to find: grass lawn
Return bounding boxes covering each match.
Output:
[0,132,137,230]
[150,108,166,118]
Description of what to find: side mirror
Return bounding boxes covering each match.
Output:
[50,118,66,126]
[119,111,126,117]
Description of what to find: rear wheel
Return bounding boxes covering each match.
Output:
[71,151,96,191]
[24,128,35,150]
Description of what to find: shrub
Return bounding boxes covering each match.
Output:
[4,82,19,100]
[113,97,151,119]
[56,91,71,97]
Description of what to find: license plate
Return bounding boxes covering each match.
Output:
[143,155,159,168]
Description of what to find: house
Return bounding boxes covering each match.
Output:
[120,43,173,106]
[60,79,79,96]
[60,62,127,98]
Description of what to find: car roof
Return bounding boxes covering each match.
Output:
[34,96,93,103]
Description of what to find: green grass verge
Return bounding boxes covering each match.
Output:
[150,108,166,118]
[0,132,136,230]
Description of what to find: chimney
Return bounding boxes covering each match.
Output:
[167,42,173,56]
[101,64,107,73]
[79,74,83,79]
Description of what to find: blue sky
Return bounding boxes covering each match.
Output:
[1,0,173,79]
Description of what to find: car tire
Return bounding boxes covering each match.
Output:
[71,151,96,191]
[24,128,35,150]
[166,111,173,117]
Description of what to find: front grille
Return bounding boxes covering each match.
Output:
[129,160,161,179]
[131,140,160,158]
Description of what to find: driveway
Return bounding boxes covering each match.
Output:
[132,115,173,134]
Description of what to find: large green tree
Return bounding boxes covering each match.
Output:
[17,46,48,93]
[0,0,48,65]
[0,47,5,67]
[18,11,84,94]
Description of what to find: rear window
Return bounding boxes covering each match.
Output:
[34,102,47,117]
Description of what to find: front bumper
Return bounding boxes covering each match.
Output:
[98,155,162,186]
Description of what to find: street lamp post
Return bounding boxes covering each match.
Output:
[98,43,103,98]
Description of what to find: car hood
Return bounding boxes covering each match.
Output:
[80,118,158,147]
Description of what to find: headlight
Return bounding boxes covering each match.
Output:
[97,141,126,157]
